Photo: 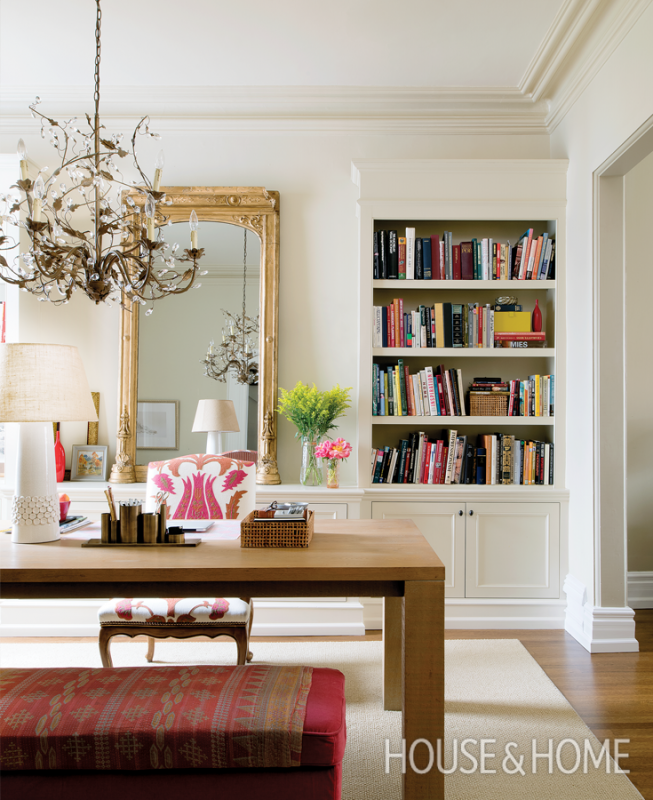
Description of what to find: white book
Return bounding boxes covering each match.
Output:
[444,429,457,484]
[481,238,488,280]
[406,228,415,280]
[456,368,466,416]
[428,445,437,484]
[420,371,430,416]
[489,307,494,349]
[415,433,425,484]
[490,435,497,485]
[373,306,382,348]
[543,376,550,417]
[425,366,438,416]
[412,374,423,416]
[440,241,445,277]
[386,449,398,484]
[488,238,493,279]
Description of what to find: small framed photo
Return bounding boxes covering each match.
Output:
[137,400,179,450]
[71,445,109,482]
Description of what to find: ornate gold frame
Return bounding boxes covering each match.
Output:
[109,186,281,485]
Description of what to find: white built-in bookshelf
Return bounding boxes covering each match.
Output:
[352,159,570,608]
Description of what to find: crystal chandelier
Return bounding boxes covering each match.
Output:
[202,228,259,386]
[0,0,204,310]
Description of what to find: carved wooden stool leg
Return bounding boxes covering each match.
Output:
[146,636,155,662]
[233,629,248,666]
[243,598,254,663]
[98,627,114,668]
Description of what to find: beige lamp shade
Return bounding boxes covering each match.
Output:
[192,399,240,433]
[0,343,98,422]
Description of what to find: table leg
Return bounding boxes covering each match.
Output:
[403,579,444,800]
[383,596,403,711]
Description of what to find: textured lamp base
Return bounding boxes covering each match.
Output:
[11,422,61,545]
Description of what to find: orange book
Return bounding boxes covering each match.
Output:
[530,236,544,280]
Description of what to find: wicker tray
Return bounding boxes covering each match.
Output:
[469,391,510,416]
[240,510,314,548]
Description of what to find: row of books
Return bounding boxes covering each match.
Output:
[373,228,555,281]
[373,301,545,349]
[371,431,554,486]
[372,367,555,417]
[373,362,466,417]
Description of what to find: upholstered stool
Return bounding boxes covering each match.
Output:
[98,597,254,667]
[0,664,346,800]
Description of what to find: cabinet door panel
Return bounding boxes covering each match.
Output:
[465,502,559,598]
[372,502,464,597]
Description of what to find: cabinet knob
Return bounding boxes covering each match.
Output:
[469,509,474,516]
[458,509,463,516]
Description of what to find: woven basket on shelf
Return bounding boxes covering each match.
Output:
[240,510,314,548]
[469,391,509,417]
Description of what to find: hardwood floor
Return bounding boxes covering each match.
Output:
[2,612,652,798]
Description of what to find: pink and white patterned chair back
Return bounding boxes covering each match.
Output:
[145,454,256,521]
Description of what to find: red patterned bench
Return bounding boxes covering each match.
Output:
[0,664,346,800]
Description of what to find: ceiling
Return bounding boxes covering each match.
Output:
[2,0,565,89]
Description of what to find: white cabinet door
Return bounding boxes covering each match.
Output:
[371,502,465,597]
[465,502,560,599]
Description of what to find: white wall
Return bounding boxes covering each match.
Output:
[6,130,549,486]
[625,149,653,572]
[551,2,653,606]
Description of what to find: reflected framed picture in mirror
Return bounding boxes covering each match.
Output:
[136,401,179,450]
[71,445,109,482]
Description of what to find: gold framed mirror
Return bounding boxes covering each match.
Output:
[109,186,280,485]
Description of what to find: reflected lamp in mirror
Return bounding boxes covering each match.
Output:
[192,399,239,455]
[0,344,98,544]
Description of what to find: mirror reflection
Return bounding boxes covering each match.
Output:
[137,221,261,463]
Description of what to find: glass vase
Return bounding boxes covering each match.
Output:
[325,458,340,489]
[300,435,322,486]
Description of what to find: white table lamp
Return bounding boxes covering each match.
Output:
[0,344,98,544]
[192,399,239,455]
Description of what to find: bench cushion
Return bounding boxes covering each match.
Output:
[0,664,347,771]
[98,598,250,626]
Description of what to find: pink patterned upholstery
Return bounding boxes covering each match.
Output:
[145,454,256,521]
[98,455,257,668]
[98,597,251,626]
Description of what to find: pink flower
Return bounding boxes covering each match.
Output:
[314,438,351,461]
[152,473,175,494]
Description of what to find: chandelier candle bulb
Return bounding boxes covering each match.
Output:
[32,176,45,223]
[190,210,199,249]
[17,139,28,180]
[152,150,164,191]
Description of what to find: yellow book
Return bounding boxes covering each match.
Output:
[494,311,531,332]
[384,372,389,415]
[395,368,402,416]
[434,303,444,348]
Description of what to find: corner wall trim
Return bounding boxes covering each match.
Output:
[564,573,639,652]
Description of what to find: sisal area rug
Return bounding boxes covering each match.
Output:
[0,639,643,799]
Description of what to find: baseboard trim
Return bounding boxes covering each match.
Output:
[627,571,653,609]
[563,574,639,653]
[0,599,366,638]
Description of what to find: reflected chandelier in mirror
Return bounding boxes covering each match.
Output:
[110,186,280,486]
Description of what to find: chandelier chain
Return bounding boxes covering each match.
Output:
[242,228,247,350]
[94,0,102,116]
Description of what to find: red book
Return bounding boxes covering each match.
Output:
[435,373,447,415]
[421,441,432,484]
[399,298,405,347]
[452,244,461,280]
[398,237,406,279]
[394,300,400,347]
[494,332,546,341]
[388,305,394,348]
[431,234,442,280]
[460,242,473,280]
[403,448,412,483]
[440,447,448,483]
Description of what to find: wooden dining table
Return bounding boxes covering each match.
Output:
[0,517,445,800]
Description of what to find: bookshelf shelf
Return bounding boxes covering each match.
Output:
[372,416,554,427]
[373,279,556,290]
[373,348,555,358]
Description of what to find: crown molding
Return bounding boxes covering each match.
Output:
[0,1,648,138]
[520,0,652,131]
[0,85,549,136]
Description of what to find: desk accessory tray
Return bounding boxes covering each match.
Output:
[240,510,314,548]
[82,538,202,548]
